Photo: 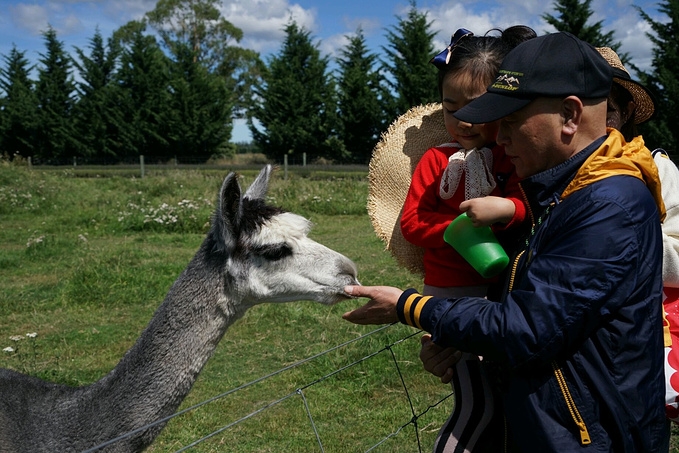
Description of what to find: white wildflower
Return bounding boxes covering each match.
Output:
[3,347,14,353]
[26,235,45,248]
[26,332,37,338]
[9,335,23,342]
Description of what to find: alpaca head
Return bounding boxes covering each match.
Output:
[209,165,359,307]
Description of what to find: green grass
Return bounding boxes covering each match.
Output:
[3,164,678,452]
[0,165,450,452]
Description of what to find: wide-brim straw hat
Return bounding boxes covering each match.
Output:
[367,103,449,275]
[596,47,655,124]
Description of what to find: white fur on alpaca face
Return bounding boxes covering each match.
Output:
[233,211,359,306]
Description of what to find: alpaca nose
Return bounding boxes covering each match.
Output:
[340,256,360,285]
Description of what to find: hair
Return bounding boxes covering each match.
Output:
[609,81,638,141]
[437,25,537,97]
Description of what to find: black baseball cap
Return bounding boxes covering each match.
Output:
[454,32,613,124]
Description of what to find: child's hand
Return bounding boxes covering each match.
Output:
[459,196,515,227]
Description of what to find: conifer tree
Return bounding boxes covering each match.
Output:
[336,28,391,164]
[249,22,337,163]
[0,46,38,159]
[635,0,679,154]
[167,42,233,161]
[114,23,173,162]
[543,0,625,59]
[34,26,78,162]
[72,29,122,161]
[146,0,257,138]
[382,0,438,116]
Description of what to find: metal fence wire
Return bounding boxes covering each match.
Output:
[81,324,454,453]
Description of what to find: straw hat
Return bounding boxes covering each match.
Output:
[367,103,450,275]
[596,46,655,124]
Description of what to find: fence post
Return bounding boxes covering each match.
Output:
[284,154,288,180]
[303,152,306,167]
[140,155,145,178]
[73,156,77,167]
[27,156,32,170]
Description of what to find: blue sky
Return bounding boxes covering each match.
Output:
[0,0,669,142]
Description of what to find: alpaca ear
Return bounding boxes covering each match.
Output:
[243,164,272,200]
[212,171,243,253]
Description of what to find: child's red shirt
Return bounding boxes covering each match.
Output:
[400,142,526,287]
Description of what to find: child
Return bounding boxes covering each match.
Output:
[400,26,535,452]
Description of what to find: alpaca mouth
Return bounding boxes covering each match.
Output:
[323,277,360,305]
[324,292,354,305]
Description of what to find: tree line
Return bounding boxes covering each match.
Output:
[0,0,677,166]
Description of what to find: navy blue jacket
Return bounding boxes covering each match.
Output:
[397,132,669,451]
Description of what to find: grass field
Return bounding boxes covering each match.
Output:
[0,164,454,452]
[2,163,678,452]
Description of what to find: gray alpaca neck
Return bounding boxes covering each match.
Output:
[11,241,243,452]
[83,241,240,450]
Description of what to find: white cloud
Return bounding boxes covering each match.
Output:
[424,0,556,50]
[10,4,51,35]
[220,0,317,53]
[423,0,657,73]
[342,16,382,36]
[318,33,351,59]
[60,14,84,34]
[100,0,155,22]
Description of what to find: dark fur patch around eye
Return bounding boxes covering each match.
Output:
[252,243,293,261]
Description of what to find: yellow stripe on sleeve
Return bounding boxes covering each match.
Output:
[412,296,432,330]
[403,293,420,327]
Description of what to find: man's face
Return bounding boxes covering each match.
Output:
[496,98,564,178]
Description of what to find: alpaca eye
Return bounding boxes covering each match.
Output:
[254,244,293,261]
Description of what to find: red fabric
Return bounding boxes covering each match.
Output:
[664,286,679,423]
[400,143,526,287]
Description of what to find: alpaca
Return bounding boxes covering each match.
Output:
[0,165,359,452]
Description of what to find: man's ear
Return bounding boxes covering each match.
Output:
[561,96,584,136]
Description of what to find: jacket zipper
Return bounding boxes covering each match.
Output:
[511,185,590,447]
[507,250,524,292]
[551,362,592,445]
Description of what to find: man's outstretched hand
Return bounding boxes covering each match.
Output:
[341,285,403,325]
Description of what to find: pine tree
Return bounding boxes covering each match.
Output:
[543,0,626,59]
[249,22,337,163]
[382,0,438,117]
[72,29,122,161]
[146,0,256,138]
[114,23,173,162]
[0,46,38,159]
[34,26,78,163]
[336,28,391,164]
[166,42,233,161]
[635,0,679,154]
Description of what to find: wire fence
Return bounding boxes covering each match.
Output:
[14,156,370,181]
[81,324,454,453]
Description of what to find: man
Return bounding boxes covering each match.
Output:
[343,32,669,451]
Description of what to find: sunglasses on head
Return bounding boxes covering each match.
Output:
[430,28,474,68]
